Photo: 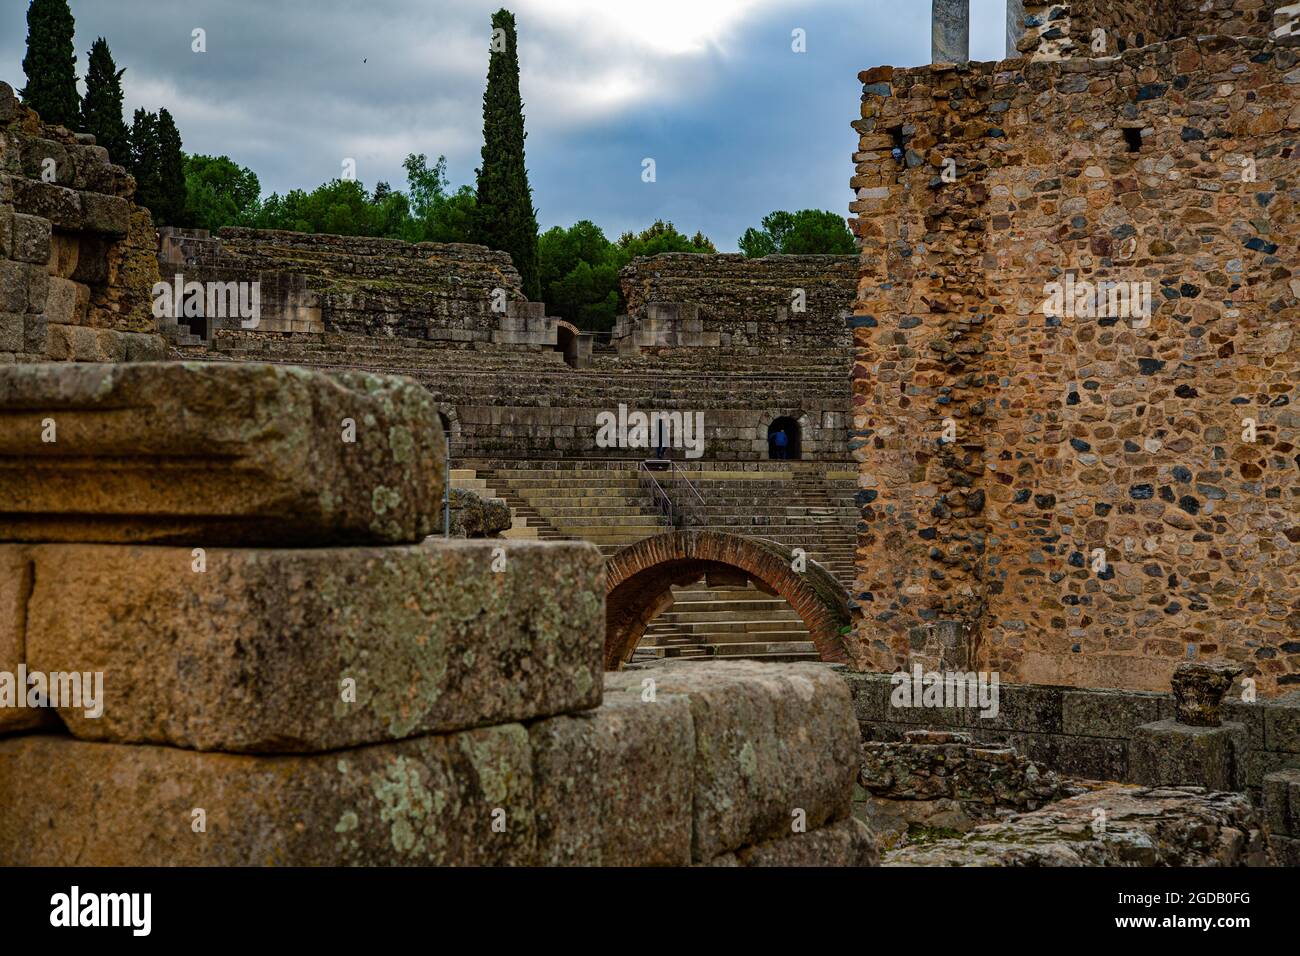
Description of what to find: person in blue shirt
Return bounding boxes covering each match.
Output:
[772,428,788,460]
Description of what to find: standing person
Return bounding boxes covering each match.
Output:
[772,428,788,460]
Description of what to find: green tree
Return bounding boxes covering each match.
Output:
[617,219,716,259]
[81,38,130,166]
[183,154,261,231]
[738,209,855,256]
[403,153,477,244]
[20,0,80,128]
[155,108,188,226]
[474,8,540,299]
[130,109,164,218]
[536,219,714,334]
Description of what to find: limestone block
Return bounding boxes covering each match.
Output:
[529,687,694,865]
[0,261,35,312]
[0,727,535,866]
[123,331,167,362]
[25,539,603,751]
[1129,719,1247,791]
[0,362,445,545]
[606,660,858,861]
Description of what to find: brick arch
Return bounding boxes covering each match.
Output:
[604,530,862,669]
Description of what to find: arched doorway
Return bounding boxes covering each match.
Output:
[603,530,860,669]
[553,321,579,368]
[767,416,802,460]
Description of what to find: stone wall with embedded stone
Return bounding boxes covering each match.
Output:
[0,82,165,364]
[850,26,1299,694]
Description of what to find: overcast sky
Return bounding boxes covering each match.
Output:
[0,0,1009,250]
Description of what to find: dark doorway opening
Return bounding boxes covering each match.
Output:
[767,417,801,460]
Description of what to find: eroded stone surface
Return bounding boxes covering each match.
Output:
[606,660,859,861]
[23,539,603,751]
[445,487,512,537]
[529,686,694,865]
[1172,660,1243,727]
[887,786,1271,866]
[0,362,444,544]
[0,727,535,866]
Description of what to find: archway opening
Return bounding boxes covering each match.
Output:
[604,531,857,670]
[767,416,802,460]
[553,323,579,368]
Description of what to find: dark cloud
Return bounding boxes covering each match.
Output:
[1,0,1013,249]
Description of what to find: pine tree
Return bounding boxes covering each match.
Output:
[20,0,81,128]
[156,108,188,226]
[474,8,540,300]
[82,38,131,166]
[130,109,164,219]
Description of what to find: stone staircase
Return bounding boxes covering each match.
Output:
[475,464,668,552]
[631,582,818,663]
[447,468,541,540]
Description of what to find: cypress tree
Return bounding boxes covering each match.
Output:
[130,109,164,219]
[82,38,131,166]
[474,8,540,300]
[20,0,81,128]
[156,108,188,226]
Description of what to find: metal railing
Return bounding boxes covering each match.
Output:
[639,459,705,529]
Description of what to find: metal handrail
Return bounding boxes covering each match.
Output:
[638,461,674,527]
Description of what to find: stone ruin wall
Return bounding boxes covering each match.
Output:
[850,26,1299,694]
[160,226,532,343]
[153,234,858,464]
[1019,0,1293,61]
[0,82,164,365]
[618,252,858,349]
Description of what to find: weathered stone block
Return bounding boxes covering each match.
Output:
[1261,769,1300,837]
[0,261,34,312]
[1130,719,1247,791]
[0,727,535,866]
[0,314,22,354]
[25,539,603,751]
[42,277,89,326]
[0,362,445,545]
[731,818,878,867]
[11,213,51,265]
[12,179,81,229]
[123,331,167,362]
[0,544,49,735]
[1062,688,1163,738]
[1264,692,1300,753]
[606,661,858,862]
[1245,749,1300,789]
[529,688,693,865]
[79,192,130,237]
[886,787,1270,867]
[981,683,1063,734]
